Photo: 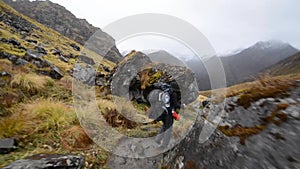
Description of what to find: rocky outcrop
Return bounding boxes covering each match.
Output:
[4,154,84,169]
[3,0,122,63]
[107,85,300,169]
[111,51,199,105]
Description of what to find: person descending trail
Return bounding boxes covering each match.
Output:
[148,81,181,149]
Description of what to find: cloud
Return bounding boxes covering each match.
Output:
[50,0,300,53]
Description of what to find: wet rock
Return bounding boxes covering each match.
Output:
[15,58,28,65]
[34,46,47,55]
[77,55,95,65]
[67,53,76,59]
[71,43,80,51]
[0,138,16,154]
[0,71,12,86]
[3,154,84,169]
[25,39,38,44]
[49,65,64,80]
[0,51,10,59]
[24,49,44,61]
[7,38,20,46]
[59,55,69,63]
[51,48,62,56]
[33,61,43,68]
[7,55,18,63]
[103,66,110,72]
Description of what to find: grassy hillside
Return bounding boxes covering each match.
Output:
[262,52,300,76]
[0,0,116,167]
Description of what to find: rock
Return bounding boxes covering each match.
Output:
[0,71,12,77]
[59,55,69,63]
[7,55,18,63]
[49,65,64,80]
[7,38,20,46]
[266,98,275,102]
[51,49,62,56]
[284,98,297,104]
[25,39,38,44]
[15,58,28,65]
[73,64,96,86]
[24,49,44,61]
[3,154,84,169]
[104,66,110,72]
[77,55,95,65]
[0,71,12,86]
[0,138,16,154]
[111,52,198,104]
[71,43,80,51]
[33,61,43,68]
[67,53,76,59]
[283,106,300,119]
[34,46,47,55]
[0,51,11,59]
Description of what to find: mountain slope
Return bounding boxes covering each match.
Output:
[220,40,298,86]
[262,52,300,76]
[146,50,185,66]
[0,0,115,167]
[3,0,122,63]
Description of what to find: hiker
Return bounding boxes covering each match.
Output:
[148,81,181,148]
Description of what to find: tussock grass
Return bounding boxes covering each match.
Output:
[201,74,300,108]
[236,75,298,108]
[10,73,53,95]
[0,99,77,139]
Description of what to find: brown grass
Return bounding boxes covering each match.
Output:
[219,102,291,145]
[218,125,265,145]
[10,73,53,95]
[0,99,76,139]
[61,125,93,150]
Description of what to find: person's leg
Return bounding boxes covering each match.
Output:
[161,115,174,148]
[155,114,167,144]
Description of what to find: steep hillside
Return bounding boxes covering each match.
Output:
[262,52,300,76]
[220,40,298,86]
[3,0,122,63]
[0,1,115,167]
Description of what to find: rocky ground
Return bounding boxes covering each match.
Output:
[105,84,300,169]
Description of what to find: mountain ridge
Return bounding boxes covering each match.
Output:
[3,0,122,63]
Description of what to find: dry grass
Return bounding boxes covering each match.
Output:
[218,125,265,145]
[236,75,298,108]
[219,100,291,145]
[61,125,93,150]
[10,73,53,95]
[201,74,300,108]
[0,99,76,139]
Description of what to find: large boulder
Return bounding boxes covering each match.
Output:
[111,51,199,104]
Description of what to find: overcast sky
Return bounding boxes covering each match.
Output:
[50,0,300,55]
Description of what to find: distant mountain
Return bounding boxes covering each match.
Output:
[262,52,300,76]
[147,50,185,66]
[3,0,122,63]
[219,40,298,86]
[182,40,298,90]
